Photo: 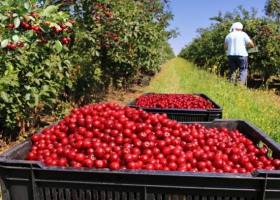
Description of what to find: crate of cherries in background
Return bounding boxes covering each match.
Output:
[127,93,223,122]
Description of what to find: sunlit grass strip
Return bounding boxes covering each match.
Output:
[145,57,280,143]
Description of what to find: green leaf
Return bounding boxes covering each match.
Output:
[25,93,30,101]
[0,14,8,22]
[34,94,39,105]
[65,71,70,78]
[39,24,50,33]
[24,85,31,90]
[89,37,95,42]
[43,0,52,8]
[137,45,143,51]
[62,31,68,37]
[40,5,57,16]
[25,72,33,77]
[42,85,49,91]
[12,35,19,43]
[35,79,40,85]
[24,2,30,10]
[44,93,50,97]
[58,12,68,18]
[67,81,73,88]
[28,16,35,22]
[14,17,20,28]
[24,15,35,22]
[49,87,56,94]
[1,39,9,48]
[53,24,61,29]
[64,22,72,28]
[55,40,63,53]
[1,91,9,102]
[21,35,30,43]
[0,74,19,86]
[63,60,71,66]
[45,5,57,13]
[0,6,14,11]
[44,71,51,79]
[92,51,100,56]
[43,59,50,66]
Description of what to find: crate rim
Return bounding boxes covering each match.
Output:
[0,158,268,179]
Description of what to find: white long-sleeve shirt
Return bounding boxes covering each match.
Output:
[225,31,252,56]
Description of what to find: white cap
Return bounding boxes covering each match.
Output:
[229,22,243,32]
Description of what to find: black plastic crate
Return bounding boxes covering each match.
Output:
[127,93,223,122]
[0,119,280,200]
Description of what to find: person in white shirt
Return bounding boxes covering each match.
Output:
[224,22,254,84]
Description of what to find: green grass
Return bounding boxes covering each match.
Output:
[145,57,280,143]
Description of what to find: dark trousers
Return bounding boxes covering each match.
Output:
[227,56,248,84]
